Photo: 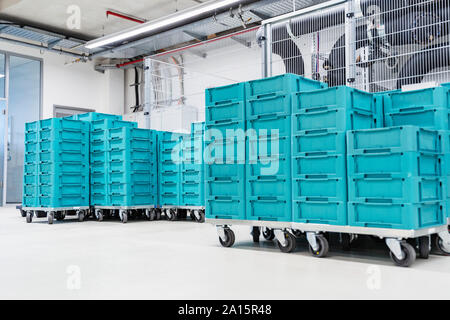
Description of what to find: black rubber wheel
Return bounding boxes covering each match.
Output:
[252,227,261,243]
[48,212,54,225]
[341,233,352,252]
[418,236,431,259]
[96,210,104,222]
[148,210,156,221]
[263,228,275,241]
[55,212,66,221]
[390,242,417,267]
[121,211,128,224]
[156,210,161,221]
[169,209,177,221]
[309,235,329,258]
[435,234,450,256]
[20,210,27,218]
[277,231,297,253]
[26,212,32,224]
[78,211,85,222]
[219,228,235,248]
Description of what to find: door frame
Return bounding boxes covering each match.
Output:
[0,50,43,205]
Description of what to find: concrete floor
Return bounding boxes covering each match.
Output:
[1,206,450,300]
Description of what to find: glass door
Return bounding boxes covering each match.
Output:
[6,55,41,204]
[0,53,6,205]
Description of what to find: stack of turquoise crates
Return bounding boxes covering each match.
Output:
[22,118,90,208]
[347,126,446,229]
[108,127,157,207]
[245,75,326,222]
[158,131,187,207]
[292,86,380,225]
[205,82,247,220]
[384,87,449,130]
[181,122,206,207]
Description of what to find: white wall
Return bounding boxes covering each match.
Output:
[1,41,125,119]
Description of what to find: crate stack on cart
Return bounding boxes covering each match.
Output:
[157,131,189,221]
[347,127,446,264]
[292,87,380,226]
[205,82,247,230]
[22,118,90,224]
[181,122,206,222]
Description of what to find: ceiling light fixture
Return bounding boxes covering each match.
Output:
[85,0,243,50]
[0,74,4,79]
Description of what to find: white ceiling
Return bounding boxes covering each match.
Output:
[0,0,206,38]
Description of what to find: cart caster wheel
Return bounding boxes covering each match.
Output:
[195,211,205,223]
[219,228,235,248]
[120,211,128,224]
[277,231,296,253]
[189,210,196,221]
[168,209,177,221]
[251,227,261,243]
[341,233,352,252]
[148,210,156,221]
[309,235,329,258]
[21,209,27,218]
[435,233,450,256]
[55,212,66,221]
[26,211,33,224]
[390,242,416,267]
[48,212,55,225]
[96,210,104,222]
[156,210,161,221]
[78,211,85,222]
[418,236,431,259]
[262,228,275,241]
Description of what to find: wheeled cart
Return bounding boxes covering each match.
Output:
[208,219,450,267]
[162,206,205,223]
[22,207,90,225]
[94,206,159,224]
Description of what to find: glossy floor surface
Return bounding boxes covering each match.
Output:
[1,207,449,300]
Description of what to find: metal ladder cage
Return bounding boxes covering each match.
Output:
[262,0,450,92]
[143,27,262,118]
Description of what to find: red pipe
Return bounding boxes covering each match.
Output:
[116,58,144,68]
[106,10,145,24]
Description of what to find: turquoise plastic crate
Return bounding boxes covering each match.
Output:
[91,183,108,196]
[293,175,347,201]
[110,182,155,196]
[204,140,246,164]
[181,170,205,207]
[23,174,38,185]
[247,114,291,137]
[91,192,109,206]
[293,86,377,113]
[206,101,245,123]
[39,194,89,208]
[110,159,155,173]
[246,74,326,98]
[110,149,153,162]
[39,128,87,141]
[373,90,401,127]
[294,108,378,131]
[385,107,449,130]
[91,171,108,185]
[23,196,39,208]
[25,142,38,154]
[247,136,291,177]
[206,196,246,220]
[109,193,154,207]
[384,87,449,113]
[39,139,88,154]
[109,171,152,184]
[39,184,88,198]
[247,196,292,222]
[40,173,88,186]
[293,152,346,177]
[348,201,446,230]
[246,94,291,118]
[205,121,246,143]
[347,126,442,154]
[39,118,89,132]
[181,193,204,207]
[91,119,137,131]
[73,112,123,122]
[293,198,347,225]
[205,82,245,106]
[39,162,89,176]
[25,131,38,143]
[442,82,450,89]
[349,175,444,203]
[293,130,346,154]
[191,122,205,136]
[39,151,87,163]
[348,151,443,176]
[24,163,38,175]
[247,175,291,198]
[25,121,39,133]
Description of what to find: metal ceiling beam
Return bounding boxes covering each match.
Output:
[231,36,251,48]
[183,30,207,41]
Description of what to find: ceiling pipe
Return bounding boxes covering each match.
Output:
[0,35,88,60]
[116,58,144,68]
[106,10,146,24]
